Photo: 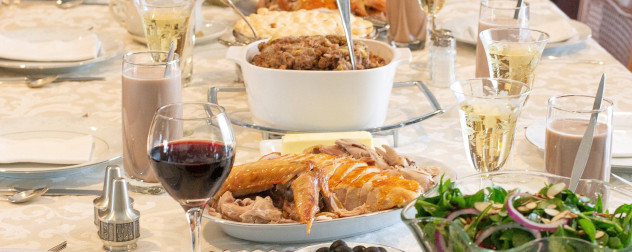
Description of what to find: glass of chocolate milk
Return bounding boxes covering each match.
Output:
[545,95,614,182]
[122,51,182,194]
[386,0,427,50]
[474,0,529,78]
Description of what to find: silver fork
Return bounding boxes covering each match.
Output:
[48,241,67,252]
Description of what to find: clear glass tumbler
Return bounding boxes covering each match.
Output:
[122,51,182,194]
[545,95,614,182]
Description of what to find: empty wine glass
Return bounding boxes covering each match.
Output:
[147,102,236,252]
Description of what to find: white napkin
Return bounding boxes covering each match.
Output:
[0,33,102,62]
[0,135,94,164]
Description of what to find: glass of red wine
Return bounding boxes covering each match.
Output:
[147,102,235,252]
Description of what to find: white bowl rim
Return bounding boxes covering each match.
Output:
[234,38,409,73]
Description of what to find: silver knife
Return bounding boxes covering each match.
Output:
[569,74,606,192]
[0,188,102,196]
[0,76,105,83]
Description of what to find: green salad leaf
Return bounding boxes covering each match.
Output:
[413,178,632,251]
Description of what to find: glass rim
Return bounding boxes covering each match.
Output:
[123,50,180,66]
[135,0,191,8]
[480,0,530,10]
[481,28,550,43]
[155,102,227,121]
[548,94,614,114]
[449,78,531,99]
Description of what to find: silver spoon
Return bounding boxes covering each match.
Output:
[56,0,83,9]
[1,187,48,203]
[220,0,259,43]
[336,0,356,70]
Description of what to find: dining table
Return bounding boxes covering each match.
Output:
[1,0,631,251]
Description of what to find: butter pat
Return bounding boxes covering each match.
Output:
[281,131,373,154]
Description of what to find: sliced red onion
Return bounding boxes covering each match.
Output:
[473,222,542,245]
[506,193,569,231]
[445,208,480,221]
[435,230,447,252]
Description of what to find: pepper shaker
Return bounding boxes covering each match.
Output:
[94,165,122,225]
[97,177,140,251]
[429,34,456,88]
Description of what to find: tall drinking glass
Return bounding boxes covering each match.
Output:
[135,0,195,84]
[480,28,549,93]
[474,0,529,78]
[147,103,235,252]
[545,95,614,182]
[122,51,181,194]
[451,78,530,173]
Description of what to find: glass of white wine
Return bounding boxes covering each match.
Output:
[420,0,445,33]
[450,78,530,173]
[480,28,549,93]
[135,0,195,84]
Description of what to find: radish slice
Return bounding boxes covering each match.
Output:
[445,208,480,221]
[473,222,542,245]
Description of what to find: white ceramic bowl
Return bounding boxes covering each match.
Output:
[226,38,412,131]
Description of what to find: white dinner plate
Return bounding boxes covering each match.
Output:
[525,112,632,168]
[203,151,454,243]
[131,20,228,46]
[0,117,122,178]
[0,28,125,71]
[440,17,591,49]
[296,242,405,252]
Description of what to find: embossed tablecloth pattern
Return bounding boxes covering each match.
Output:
[0,0,631,251]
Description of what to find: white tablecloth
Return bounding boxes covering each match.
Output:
[0,0,631,251]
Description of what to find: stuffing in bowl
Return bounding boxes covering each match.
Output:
[226,35,411,131]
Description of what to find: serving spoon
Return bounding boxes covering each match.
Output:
[1,187,48,203]
[336,0,357,70]
[220,0,260,44]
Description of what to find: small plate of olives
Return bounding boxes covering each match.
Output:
[296,240,404,252]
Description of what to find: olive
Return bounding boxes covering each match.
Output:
[378,247,387,252]
[352,245,366,252]
[330,240,348,249]
[364,247,381,252]
[332,246,353,252]
[315,247,329,252]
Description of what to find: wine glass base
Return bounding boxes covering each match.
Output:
[388,39,425,51]
[102,242,137,251]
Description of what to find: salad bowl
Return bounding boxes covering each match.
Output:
[401,171,632,251]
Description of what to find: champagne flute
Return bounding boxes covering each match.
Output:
[135,0,195,84]
[480,28,549,94]
[147,102,235,252]
[451,78,530,173]
[420,0,445,32]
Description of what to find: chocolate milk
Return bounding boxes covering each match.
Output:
[386,0,427,46]
[545,119,611,181]
[474,17,523,78]
[122,67,181,183]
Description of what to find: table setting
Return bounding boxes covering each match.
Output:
[1,0,632,251]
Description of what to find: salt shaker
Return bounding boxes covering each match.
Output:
[97,177,140,251]
[430,34,456,88]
